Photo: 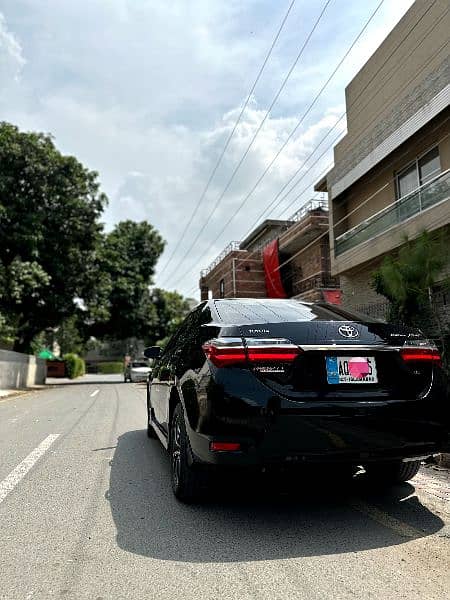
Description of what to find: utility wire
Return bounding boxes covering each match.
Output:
[160,0,333,287]
[158,0,298,274]
[169,0,385,288]
[180,3,446,290]
[185,124,449,298]
[275,126,450,273]
[236,35,448,282]
[229,0,443,244]
[276,42,449,220]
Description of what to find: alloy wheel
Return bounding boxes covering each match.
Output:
[171,415,182,488]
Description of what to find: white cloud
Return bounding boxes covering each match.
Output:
[0,12,25,82]
[155,101,346,293]
[0,0,417,297]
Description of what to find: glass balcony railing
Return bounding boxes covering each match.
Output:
[335,169,450,256]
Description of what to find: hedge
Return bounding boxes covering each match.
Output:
[97,361,123,374]
[63,353,85,379]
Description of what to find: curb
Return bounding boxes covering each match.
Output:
[0,386,46,402]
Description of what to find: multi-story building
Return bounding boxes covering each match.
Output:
[199,220,291,301]
[199,200,340,303]
[315,0,450,320]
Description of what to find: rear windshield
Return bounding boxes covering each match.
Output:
[131,362,148,368]
[214,299,383,324]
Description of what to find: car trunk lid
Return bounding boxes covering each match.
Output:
[237,321,434,402]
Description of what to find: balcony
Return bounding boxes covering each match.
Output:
[291,272,340,296]
[200,241,241,278]
[288,198,328,222]
[335,169,450,256]
[280,199,329,255]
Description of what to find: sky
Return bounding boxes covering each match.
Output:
[0,0,415,298]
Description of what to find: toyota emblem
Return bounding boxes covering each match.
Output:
[338,325,359,339]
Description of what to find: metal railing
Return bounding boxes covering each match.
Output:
[291,272,339,295]
[335,169,450,256]
[288,198,328,222]
[200,241,241,277]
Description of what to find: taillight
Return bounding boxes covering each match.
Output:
[210,441,241,452]
[202,337,300,368]
[245,338,301,362]
[400,347,442,367]
[202,338,246,368]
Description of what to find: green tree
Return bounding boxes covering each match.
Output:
[55,315,85,356]
[150,288,191,344]
[88,220,165,342]
[0,122,107,352]
[371,231,448,331]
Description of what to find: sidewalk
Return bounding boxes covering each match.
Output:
[0,385,46,400]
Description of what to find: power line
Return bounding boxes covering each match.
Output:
[229,0,444,241]
[168,0,385,288]
[275,126,450,273]
[241,114,345,232]
[159,0,334,287]
[276,44,449,219]
[186,125,449,299]
[178,3,446,291]
[157,0,298,274]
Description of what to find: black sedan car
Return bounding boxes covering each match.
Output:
[144,298,449,502]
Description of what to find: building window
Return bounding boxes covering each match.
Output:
[396,146,441,199]
[418,146,440,184]
[219,279,225,298]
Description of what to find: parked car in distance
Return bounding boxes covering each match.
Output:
[124,360,151,383]
[145,298,450,503]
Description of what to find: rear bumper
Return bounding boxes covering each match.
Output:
[186,413,450,467]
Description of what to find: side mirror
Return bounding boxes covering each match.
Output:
[144,346,161,359]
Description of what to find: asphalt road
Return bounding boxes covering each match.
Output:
[1,375,449,600]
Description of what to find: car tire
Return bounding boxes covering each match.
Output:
[146,386,157,439]
[365,460,421,484]
[170,403,206,503]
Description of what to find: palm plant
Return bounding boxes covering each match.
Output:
[372,230,450,369]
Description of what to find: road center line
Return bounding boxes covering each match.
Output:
[90,389,100,397]
[0,434,60,505]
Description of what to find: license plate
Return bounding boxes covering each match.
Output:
[326,356,378,384]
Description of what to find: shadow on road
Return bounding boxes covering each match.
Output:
[108,429,445,563]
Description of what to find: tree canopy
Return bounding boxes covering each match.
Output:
[88,220,165,341]
[0,122,190,354]
[149,288,191,346]
[372,231,448,330]
[0,122,107,351]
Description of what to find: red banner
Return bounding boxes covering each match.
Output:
[263,239,287,298]
[322,289,342,305]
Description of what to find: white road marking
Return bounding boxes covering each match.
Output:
[0,434,60,505]
[90,389,100,397]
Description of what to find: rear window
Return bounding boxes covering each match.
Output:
[214,299,383,324]
[131,362,148,368]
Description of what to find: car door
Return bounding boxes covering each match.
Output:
[150,313,196,432]
[150,333,180,430]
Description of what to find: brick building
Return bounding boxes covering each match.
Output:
[199,219,291,301]
[278,202,339,301]
[199,200,340,302]
[314,0,450,320]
